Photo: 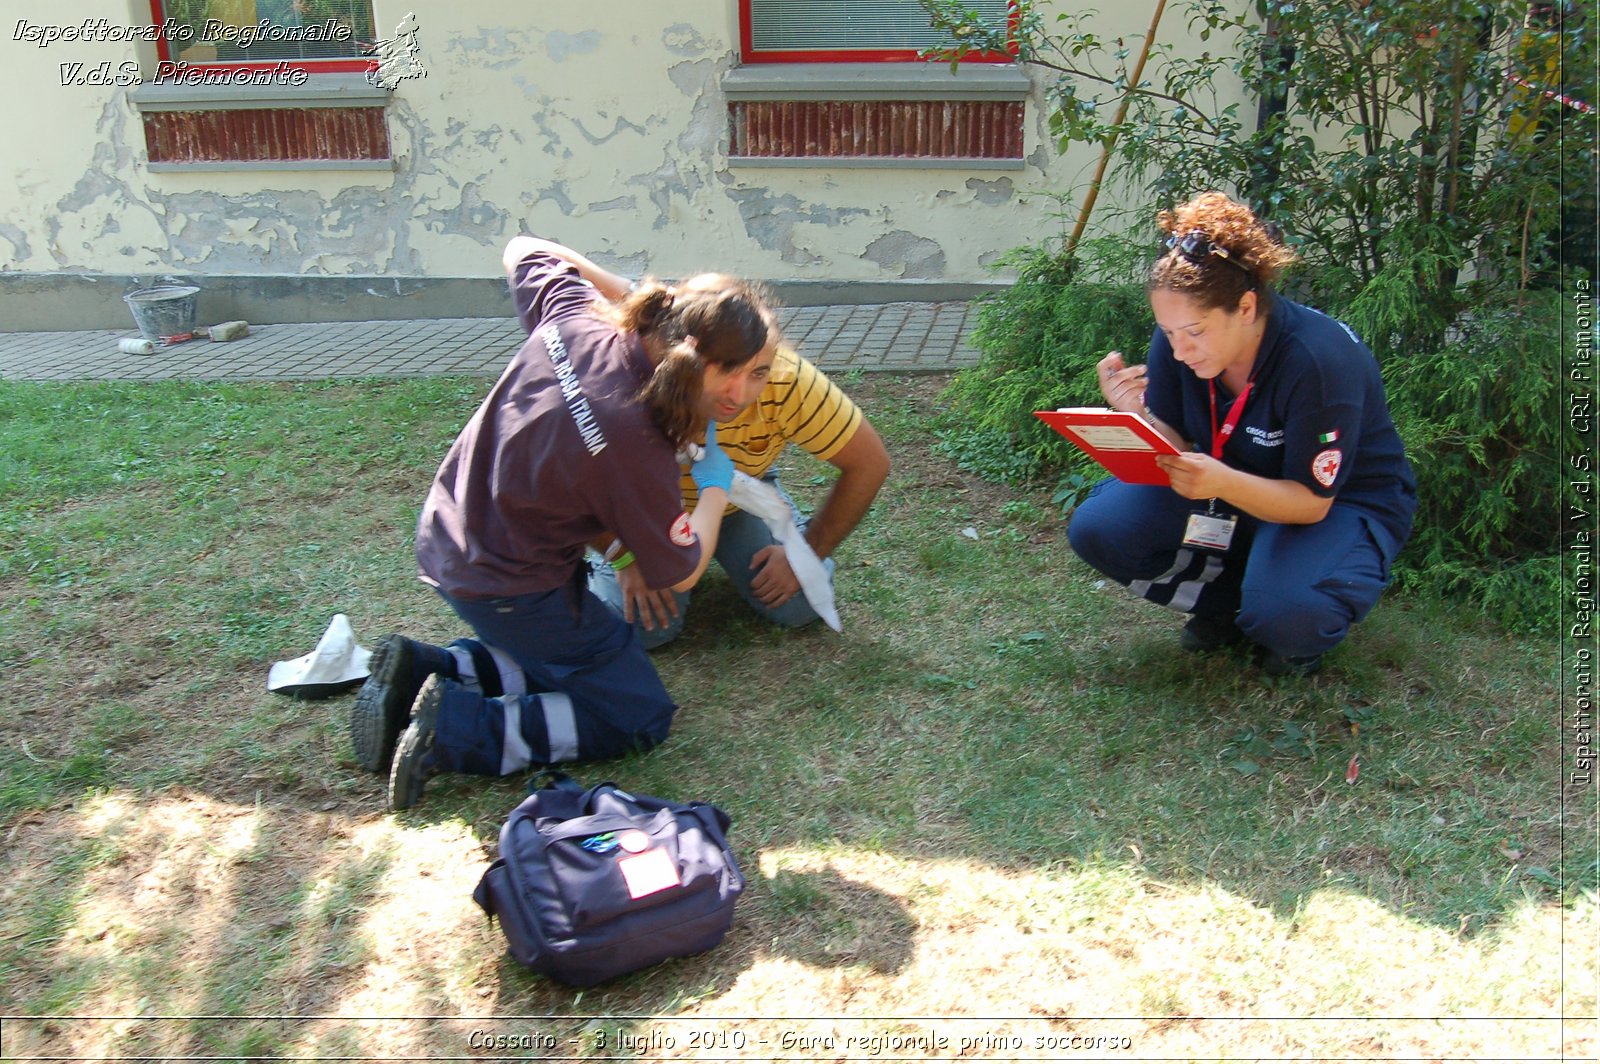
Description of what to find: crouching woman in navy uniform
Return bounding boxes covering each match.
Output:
[352,235,772,809]
[1067,191,1417,677]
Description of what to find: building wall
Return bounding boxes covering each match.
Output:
[0,0,1242,328]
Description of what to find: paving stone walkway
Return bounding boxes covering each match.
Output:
[0,302,983,382]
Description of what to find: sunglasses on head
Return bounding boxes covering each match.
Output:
[1171,230,1241,265]
[1165,231,1256,283]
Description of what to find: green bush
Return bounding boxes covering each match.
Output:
[1380,289,1569,630]
[937,239,1153,487]
[929,0,1589,630]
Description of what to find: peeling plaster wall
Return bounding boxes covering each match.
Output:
[0,1,1241,324]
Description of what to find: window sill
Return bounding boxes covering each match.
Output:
[145,159,393,172]
[129,73,386,111]
[729,155,1023,170]
[722,62,1030,102]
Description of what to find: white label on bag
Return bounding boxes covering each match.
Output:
[619,848,681,899]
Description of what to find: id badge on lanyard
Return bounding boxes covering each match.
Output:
[1182,376,1252,552]
[1183,501,1237,551]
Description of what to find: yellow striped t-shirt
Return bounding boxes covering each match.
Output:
[680,344,863,513]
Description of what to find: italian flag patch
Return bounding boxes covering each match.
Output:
[1318,429,1340,444]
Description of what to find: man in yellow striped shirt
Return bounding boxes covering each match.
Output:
[505,245,889,646]
[592,337,890,647]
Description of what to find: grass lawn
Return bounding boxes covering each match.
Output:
[0,372,1593,1061]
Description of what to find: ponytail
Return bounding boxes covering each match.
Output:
[638,339,708,449]
[609,274,773,450]
[605,279,677,335]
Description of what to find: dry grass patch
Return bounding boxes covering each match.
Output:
[5,808,1591,1058]
[0,374,1591,1061]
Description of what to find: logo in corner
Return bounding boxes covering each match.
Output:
[669,512,695,547]
[1312,448,1342,487]
[365,12,427,90]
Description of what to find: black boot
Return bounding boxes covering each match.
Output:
[1179,612,1246,653]
[1260,648,1324,678]
[350,634,453,772]
[389,675,445,811]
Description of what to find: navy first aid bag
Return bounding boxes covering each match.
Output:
[472,774,744,987]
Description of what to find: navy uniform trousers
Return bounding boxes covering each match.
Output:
[425,567,676,779]
[1067,479,1395,659]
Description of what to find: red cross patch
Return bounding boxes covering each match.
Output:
[1312,448,1342,488]
[669,512,695,547]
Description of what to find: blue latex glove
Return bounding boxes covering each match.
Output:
[690,422,734,493]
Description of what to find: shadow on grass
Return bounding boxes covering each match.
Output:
[0,375,1584,1057]
[3,576,1572,1045]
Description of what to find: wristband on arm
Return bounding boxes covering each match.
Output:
[601,538,635,570]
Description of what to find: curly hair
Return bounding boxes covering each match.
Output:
[1149,191,1299,311]
[595,274,775,450]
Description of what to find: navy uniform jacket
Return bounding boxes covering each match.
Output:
[416,251,700,599]
[1143,297,1418,558]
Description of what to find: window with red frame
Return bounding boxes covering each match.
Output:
[137,0,390,168]
[740,0,1015,63]
[731,0,1025,164]
[149,0,376,72]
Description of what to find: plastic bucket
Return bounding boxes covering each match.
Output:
[124,285,199,342]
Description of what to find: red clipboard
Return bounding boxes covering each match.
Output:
[1034,408,1180,485]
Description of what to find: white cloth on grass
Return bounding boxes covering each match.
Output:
[267,613,373,697]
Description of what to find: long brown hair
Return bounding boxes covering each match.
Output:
[1149,191,1299,312]
[597,274,774,449]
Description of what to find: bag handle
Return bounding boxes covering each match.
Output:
[509,770,591,824]
[688,800,734,839]
[527,769,585,796]
[528,774,733,839]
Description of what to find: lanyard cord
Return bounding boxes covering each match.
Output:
[1207,367,1260,461]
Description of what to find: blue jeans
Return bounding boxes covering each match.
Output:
[589,477,836,649]
[1066,478,1396,659]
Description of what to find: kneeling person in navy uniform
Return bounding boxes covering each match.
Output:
[1067,191,1417,676]
[351,236,772,809]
